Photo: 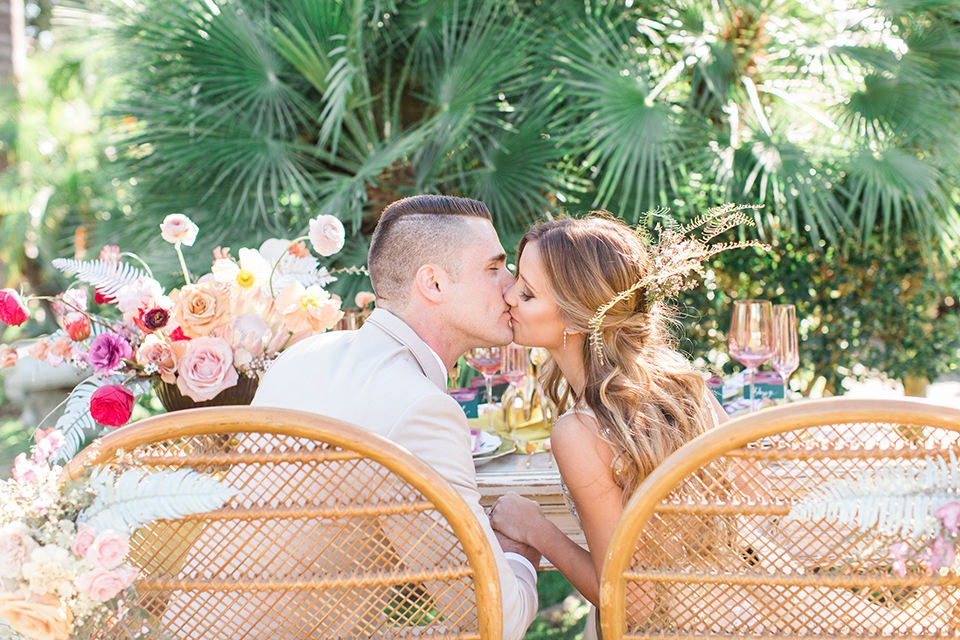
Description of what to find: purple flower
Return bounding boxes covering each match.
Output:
[935,501,960,535]
[926,535,956,573]
[86,332,133,373]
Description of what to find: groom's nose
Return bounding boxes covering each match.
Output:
[498,268,516,292]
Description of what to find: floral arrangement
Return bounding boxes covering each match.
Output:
[0,213,372,462]
[788,450,960,577]
[0,428,237,640]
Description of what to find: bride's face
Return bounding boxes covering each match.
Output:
[504,241,567,349]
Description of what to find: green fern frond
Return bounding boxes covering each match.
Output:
[787,452,960,541]
[52,258,150,298]
[81,468,240,533]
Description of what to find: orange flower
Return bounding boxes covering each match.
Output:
[0,591,72,640]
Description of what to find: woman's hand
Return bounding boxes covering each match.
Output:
[489,492,546,547]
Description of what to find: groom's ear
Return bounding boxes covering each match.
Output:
[414,263,445,303]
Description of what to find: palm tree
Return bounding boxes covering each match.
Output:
[76,0,960,266]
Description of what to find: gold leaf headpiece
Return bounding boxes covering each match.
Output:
[588,203,770,364]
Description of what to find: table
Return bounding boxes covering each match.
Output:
[474,451,587,568]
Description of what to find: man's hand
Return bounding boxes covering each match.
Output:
[494,530,541,568]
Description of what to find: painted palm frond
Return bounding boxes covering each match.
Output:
[81,467,239,534]
[787,452,960,541]
[50,379,104,465]
[52,258,150,298]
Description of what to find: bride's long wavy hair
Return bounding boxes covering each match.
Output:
[518,215,712,504]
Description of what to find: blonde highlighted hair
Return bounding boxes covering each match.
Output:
[517,214,712,503]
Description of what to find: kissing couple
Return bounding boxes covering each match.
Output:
[254,194,729,639]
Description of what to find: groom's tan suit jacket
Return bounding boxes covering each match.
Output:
[250,308,538,639]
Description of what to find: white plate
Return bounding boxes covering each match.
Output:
[473,440,516,467]
[473,431,501,456]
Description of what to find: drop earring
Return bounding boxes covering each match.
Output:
[563,328,569,350]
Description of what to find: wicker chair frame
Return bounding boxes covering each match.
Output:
[600,397,960,640]
[67,406,502,639]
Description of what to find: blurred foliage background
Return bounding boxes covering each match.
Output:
[2,0,959,409]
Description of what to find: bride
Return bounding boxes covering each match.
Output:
[489,214,729,635]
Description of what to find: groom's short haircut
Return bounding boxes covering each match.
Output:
[369,195,493,307]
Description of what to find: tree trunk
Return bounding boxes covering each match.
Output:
[0,0,24,171]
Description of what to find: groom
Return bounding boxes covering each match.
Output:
[253,195,540,639]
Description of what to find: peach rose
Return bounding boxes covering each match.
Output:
[170,283,231,338]
[175,336,239,402]
[70,523,97,559]
[136,335,179,384]
[308,214,345,256]
[159,213,199,246]
[85,530,129,570]
[0,591,71,640]
[77,566,136,603]
[354,291,376,308]
[0,344,17,368]
[276,283,343,333]
[0,522,37,580]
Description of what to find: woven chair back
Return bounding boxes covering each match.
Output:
[600,397,960,640]
[66,407,501,639]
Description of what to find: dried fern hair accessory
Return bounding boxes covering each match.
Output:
[588,203,770,364]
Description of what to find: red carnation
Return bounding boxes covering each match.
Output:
[63,313,92,342]
[89,384,135,427]
[0,288,30,327]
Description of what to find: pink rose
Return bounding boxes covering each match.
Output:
[99,245,121,262]
[77,567,133,602]
[115,276,166,322]
[71,524,98,559]
[0,288,30,327]
[0,344,17,368]
[12,453,42,485]
[354,291,376,308]
[175,336,239,402]
[136,335,179,384]
[308,214,345,256]
[0,591,72,640]
[33,429,65,462]
[159,213,199,246]
[85,530,130,570]
[89,384,135,427]
[0,522,37,580]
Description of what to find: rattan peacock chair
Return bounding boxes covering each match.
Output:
[66,406,501,639]
[600,397,960,640]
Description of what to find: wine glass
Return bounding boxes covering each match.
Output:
[771,304,799,403]
[465,347,503,432]
[728,300,774,412]
[500,344,529,440]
